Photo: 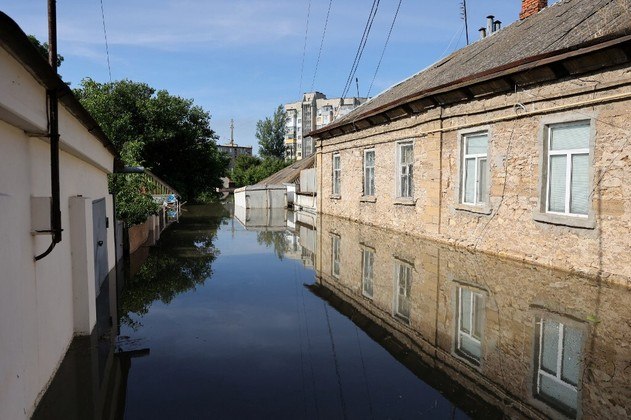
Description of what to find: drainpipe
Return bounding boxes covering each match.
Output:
[35,0,62,261]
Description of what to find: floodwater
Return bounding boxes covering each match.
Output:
[34,203,630,419]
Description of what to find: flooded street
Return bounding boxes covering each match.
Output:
[35,203,631,419]
[119,204,476,419]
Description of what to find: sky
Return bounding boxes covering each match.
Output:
[0,1,558,154]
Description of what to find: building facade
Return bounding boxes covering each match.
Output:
[0,13,118,419]
[285,92,367,160]
[311,0,631,285]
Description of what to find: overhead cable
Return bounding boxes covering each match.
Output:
[298,0,312,98]
[367,0,402,97]
[341,0,380,98]
[99,0,112,82]
[310,0,333,91]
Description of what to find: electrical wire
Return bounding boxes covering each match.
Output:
[311,0,333,91]
[367,0,402,97]
[99,0,112,82]
[341,0,380,98]
[298,0,312,98]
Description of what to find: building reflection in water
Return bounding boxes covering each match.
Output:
[310,213,630,419]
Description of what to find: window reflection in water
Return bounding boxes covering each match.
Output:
[312,213,628,419]
[361,247,374,298]
[455,287,484,364]
[394,260,412,323]
[534,317,584,418]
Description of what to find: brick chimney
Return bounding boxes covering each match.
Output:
[520,0,548,19]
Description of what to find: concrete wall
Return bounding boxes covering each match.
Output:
[315,214,630,419]
[0,46,115,419]
[234,185,287,209]
[316,66,631,285]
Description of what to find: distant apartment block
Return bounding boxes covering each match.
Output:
[285,92,367,160]
[218,119,253,170]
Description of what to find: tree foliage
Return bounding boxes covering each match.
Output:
[74,78,229,224]
[28,35,64,68]
[255,105,286,159]
[230,155,290,187]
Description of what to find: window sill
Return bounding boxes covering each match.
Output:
[454,203,493,215]
[329,194,342,200]
[532,211,595,229]
[394,198,416,206]
[360,196,377,203]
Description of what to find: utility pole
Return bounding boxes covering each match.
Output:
[462,0,470,45]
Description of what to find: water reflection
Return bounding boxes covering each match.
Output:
[313,213,631,419]
[121,205,227,329]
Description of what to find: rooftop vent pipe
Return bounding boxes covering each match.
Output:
[479,27,487,40]
[487,15,495,35]
[493,20,502,32]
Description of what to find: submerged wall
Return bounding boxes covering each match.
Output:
[0,45,116,418]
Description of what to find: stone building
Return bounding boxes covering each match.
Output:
[313,214,630,419]
[285,92,367,160]
[311,0,631,285]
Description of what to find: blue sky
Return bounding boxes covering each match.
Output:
[1,1,555,153]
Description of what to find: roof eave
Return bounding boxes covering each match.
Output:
[311,32,631,140]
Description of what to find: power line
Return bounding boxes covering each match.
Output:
[310,0,333,91]
[367,0,402,97]
[99,0,112,82]
[341,0,380,98]
[298,0,312,98]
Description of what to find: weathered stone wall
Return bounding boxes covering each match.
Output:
[317,67,631,285]
[315,213,631,419]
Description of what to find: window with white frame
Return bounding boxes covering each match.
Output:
[394,260,412,323]
[332,153,341,196]
[397,142,414,198]
[363,149,375,196]
[545,122,590,217]
[461,132,489,205]
[534,317,584,417]
[455,287,484,364]
[361,248,374,298]
[331,235,341,278]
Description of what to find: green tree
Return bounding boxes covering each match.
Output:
[255,105,286,159]
[74,78,229,223]
[230,155,291,187]
[28,35,64,68]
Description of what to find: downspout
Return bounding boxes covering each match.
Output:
[35,0,62,261]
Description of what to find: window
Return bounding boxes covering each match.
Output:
[545,122,590,217]
[534,318,584,417]
[331,235,341,278]
[461,133,489,205]
[455,287,484,364]
[332,153,341,196]
[361,248,374,298]
[397,142,414,198]
[363,149,375,196]
[394,260,412,323]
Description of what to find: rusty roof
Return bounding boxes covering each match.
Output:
[311,0,631,139]
[256,155,316,186]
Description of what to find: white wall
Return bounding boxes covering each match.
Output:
[0,45,115,419]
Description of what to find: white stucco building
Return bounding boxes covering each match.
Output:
[0,12,118,419]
